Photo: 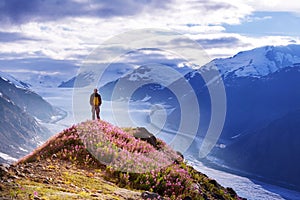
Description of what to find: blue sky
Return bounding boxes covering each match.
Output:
[0,0,300,78]
[225,11,300,37]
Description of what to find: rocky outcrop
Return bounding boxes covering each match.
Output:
[131,127,157,148]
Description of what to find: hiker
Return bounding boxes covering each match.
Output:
[90,88,102,120]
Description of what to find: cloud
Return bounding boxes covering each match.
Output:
[0,0,173,24]
[0,0,253,27]
[168,35,249,52]
[158,0,252,26]
[0,0,299,63]
[0,56,78,73]
[2,69,63,76]
[0,31,41,42]
[189,0,234,11]
[242,0,300,13]
[196,37,249,48]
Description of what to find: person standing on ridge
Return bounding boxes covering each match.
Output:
[90,88,102,120]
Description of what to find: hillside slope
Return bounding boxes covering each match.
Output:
[0,72,63,122]
[218,110,300,190]
[0,92,51,163]
[0,120,243,200]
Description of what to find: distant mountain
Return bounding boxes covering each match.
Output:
[58,63,135,88]
[30,74,63,88]
[189,45,300,190]
[58,71,96,88]
[0,91,51,163]
[0,72,63,122]
[99,65,188,100]
[99,64,192,131]
[180,45,300,142]
[59,61,192,89]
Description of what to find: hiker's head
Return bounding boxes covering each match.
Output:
[94,88,98,93]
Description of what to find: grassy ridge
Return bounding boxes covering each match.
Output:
[0,120,244,200]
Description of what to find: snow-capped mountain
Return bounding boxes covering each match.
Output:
[59,49,194,89]
[29,74,63,88]
[205,44,300,78]
[0,71,30,89]
[59,71,97,88]
[188,45,300,191]
[99,64,193,100]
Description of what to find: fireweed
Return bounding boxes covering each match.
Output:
[26,120,239,200]
[77,120,180,173]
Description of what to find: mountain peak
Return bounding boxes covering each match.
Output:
[0,71,31,89]
[206,44,300,78]
[1,120,243,200]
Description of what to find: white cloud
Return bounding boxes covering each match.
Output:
[179,30,300,58]
[3,69,62,75]
[242,0,300,13]
[0,0,299,63]
[0,0,252,60]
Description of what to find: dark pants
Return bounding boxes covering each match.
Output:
[92,106,100,120]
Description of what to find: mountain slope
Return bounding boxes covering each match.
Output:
[0,120,243,200]
[218,110,300,191]
[0,72,63,122]
[0,92,51,163]
[0,71,63,163]
[216,64,300,141]
[191,46,300,191]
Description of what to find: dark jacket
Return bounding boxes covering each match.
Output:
[90,93,102,107]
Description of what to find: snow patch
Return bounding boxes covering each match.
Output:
[231,134,241,139]
[0,76,8,81]
[140,95,151,102]
[216,143,226,148]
